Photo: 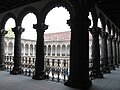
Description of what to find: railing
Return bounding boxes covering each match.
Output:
[4,56,69,82]
[45,58,69,82]
[4,55,94,82]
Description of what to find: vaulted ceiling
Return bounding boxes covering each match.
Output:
[0,0,40,13]
[0,0,119,28]
[98,0,120,28]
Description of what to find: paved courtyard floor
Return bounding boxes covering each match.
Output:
[0,68,120,90]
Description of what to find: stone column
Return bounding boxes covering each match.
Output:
[100,31,110,73]
[32,23,48,80]
[108,35,115,70]
[116,35,120,68]
[113,38,118,68]
[10,26,24,75]
[0,29,8,70]
[90,27,103,78]
[116,36,119,68]
[64,14,92,88]
[118,35,120,64]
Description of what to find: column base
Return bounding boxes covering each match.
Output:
[32,72,48,80]
[115,64,119,68]
[90,70,103,79]
[0,64,5,71]
[102,66,110,73]
[110,65,115,70]
[10,67,21,75]
[64,78,92,89]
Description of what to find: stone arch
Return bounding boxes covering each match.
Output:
[30,44,33,55]
[114,28,118,38]
[48,45,51,56]
[0,12,16,29]
[111,25,115,36]
[90,8,99,28]
[52,45,56,56]
[25,44,29,55]
[38,0,74,23]
[17,6,39,26]
[62,44,66,56]
[106,20,112,34]
[98,13,106,30]
[8,42,13,55]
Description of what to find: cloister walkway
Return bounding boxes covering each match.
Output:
[0,68,120,90]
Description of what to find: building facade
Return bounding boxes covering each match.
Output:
[5,31,93,60]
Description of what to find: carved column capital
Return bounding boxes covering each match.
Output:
[108,34,114,41]
[67,15,91,32]
[33,23,48,33]
[12,26,24,35]
[90,27,101,37]
[100,31,108,40]
[113,37,117,42]
[0,29,8,36]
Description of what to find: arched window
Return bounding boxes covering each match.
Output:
[48,45,51,56]
[8,42,13,55]
[34,45,36,55]
[62,45,66,56]
[21,43,24,55]
[25,44,29,55]
[30,44,33,55]
[67,44,70,56]
[52,45,56,56]
[5,42,7,55]
[57,45,60,56]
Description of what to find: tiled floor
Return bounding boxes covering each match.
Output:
[0,68,120,90]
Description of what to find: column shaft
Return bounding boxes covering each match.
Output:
[108,35,115,70]
[113,38,118,67]
[100,31,110,73]
[90,27,103,78]
[116,39,119,67]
